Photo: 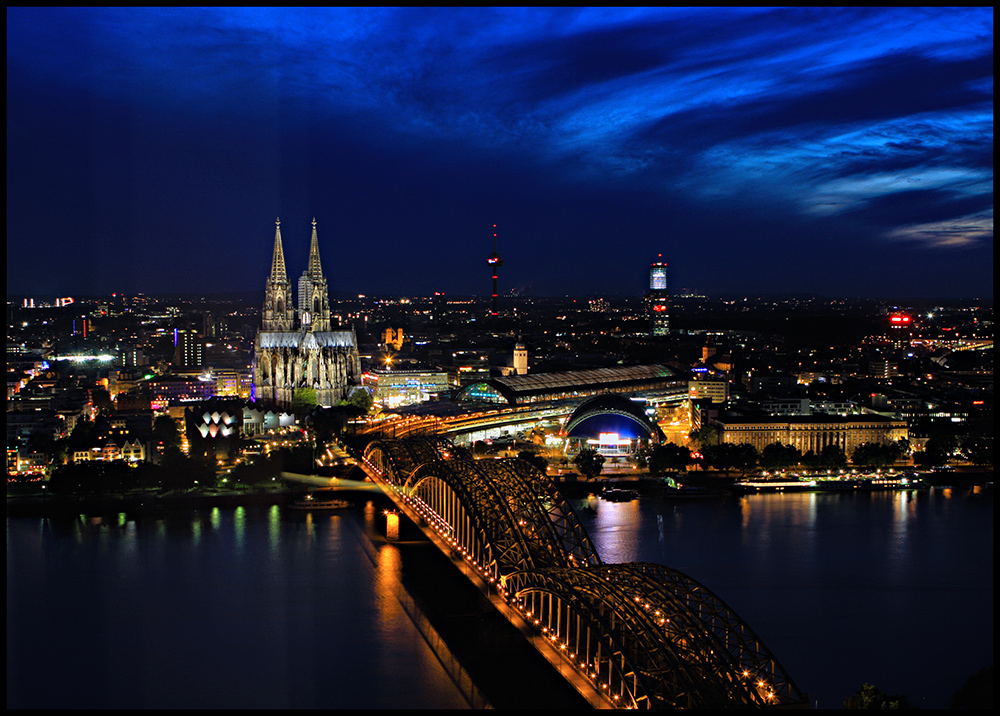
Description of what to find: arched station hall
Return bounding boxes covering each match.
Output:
[564,394,664,457]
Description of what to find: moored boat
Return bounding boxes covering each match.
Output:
[732,474,928,495]
[288,493,352,510]
[601,487,639,502]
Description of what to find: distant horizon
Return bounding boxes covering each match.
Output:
[6,289,992,306]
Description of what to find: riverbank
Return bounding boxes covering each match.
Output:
[5,487,295,519]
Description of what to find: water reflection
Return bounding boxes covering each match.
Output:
[7,502,470,709]
[7,487,990,710]
[586,497,644,563]
[575,487,991,710]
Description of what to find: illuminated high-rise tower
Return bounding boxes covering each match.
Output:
[646,254,670,336]
[487,224,503,317]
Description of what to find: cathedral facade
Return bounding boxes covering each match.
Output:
[253,219,361,409]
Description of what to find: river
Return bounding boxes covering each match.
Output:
[7,485,992,709]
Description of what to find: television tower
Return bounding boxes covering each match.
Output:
[487,224,503,317]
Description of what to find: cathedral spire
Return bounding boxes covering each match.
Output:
[270,218,288,283]
[297,218,331,332]
[306,217,324,279]
[263,217,295,331]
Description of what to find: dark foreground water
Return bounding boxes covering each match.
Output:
[7,486,993,709]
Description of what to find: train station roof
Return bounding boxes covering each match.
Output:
[456,364,680,405]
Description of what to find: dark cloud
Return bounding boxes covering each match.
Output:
[639,49,992,152]
[5,7,993,299]
[841,189,992,230]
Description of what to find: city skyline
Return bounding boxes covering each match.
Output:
[7,7,994,300]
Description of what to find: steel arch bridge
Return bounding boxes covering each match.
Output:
[360,437,807,709]
[363,435,456,484]
[506,564,803,708]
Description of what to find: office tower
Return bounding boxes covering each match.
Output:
[646,255,670,335]
[173,329,204,367]
[887,312,913,349]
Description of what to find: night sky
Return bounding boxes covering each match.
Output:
[6,7,993,300]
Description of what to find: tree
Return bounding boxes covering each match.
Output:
[310,406,350,442]
[158,446,207,490]
[843,683,911,709]
[228,452,280,487]
[961,434,993,467]
[759,442,801,471]
[818,444,848,471]
[917,434,958,467]
[732,443,758,475]
[291,387,318,416]
[343,387,374,415]
[702,443,758,476]
[91,388,114,415]
[25,430,61,467]
[573,449,605,479]
[647,443,691,474]
[852,442,899,469]
[801,449,821,470]
[688,424,720,448]
[152,415,181,453]
[950,665,992,709]
[517,450,548,473]
[67,418,99,453]
[913,449,943,469]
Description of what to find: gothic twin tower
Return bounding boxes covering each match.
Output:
[253,219,361,409]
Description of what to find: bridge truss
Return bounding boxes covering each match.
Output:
[361,437,807,709]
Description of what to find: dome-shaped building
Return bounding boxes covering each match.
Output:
[565,393,663,456]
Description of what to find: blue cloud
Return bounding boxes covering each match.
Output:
[6,6,993,298]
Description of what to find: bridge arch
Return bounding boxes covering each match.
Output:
[506,563,807,709]
[405,458,602,583]
[362,436,455,485]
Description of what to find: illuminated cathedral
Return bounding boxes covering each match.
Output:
[253,218,361,409]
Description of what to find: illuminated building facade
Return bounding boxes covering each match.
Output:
[369,369,450,409]
[150,376,216,408]
[513,341,528,375]
[173,329,204,368]
[646,255,670,335]
[714,415,907,456]
[688,379,728,403]
[213,368,242,397]
[254,219,361,409]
